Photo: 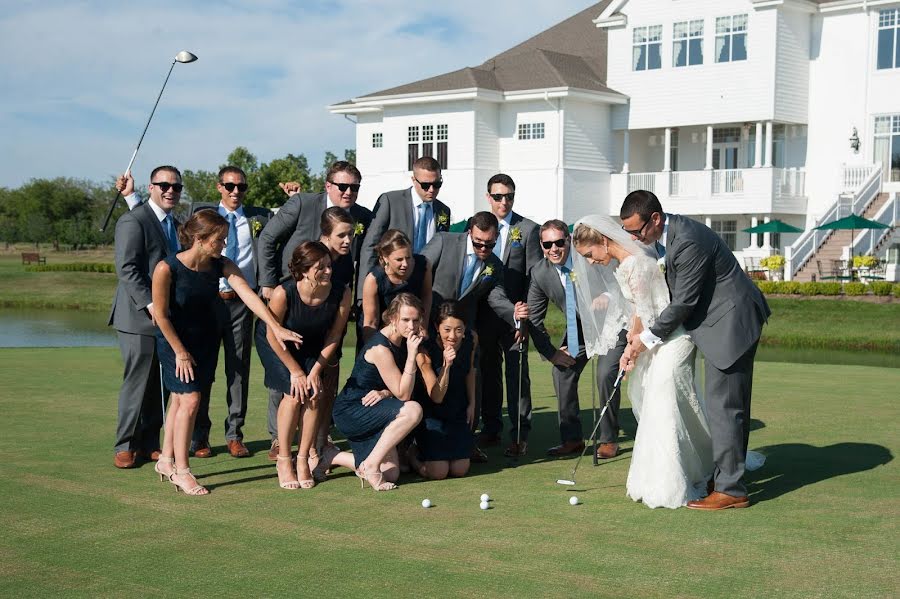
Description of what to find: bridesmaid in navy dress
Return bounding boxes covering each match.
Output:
[328,293,425,491]
[256,241,351,489]
[360,229,432,342]
[152,211,301,495]
[408,301,476,479]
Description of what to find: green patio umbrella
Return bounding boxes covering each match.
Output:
[742,219,803,234]
[814,214,890,257]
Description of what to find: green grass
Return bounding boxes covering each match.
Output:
[1,347,897,597]
[0,252,116,311]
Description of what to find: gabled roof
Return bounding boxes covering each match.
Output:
[332,1,616,107]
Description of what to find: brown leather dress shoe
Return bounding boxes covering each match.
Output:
[686,491,750,510]
[227,439,250,458]
[470,446,489,463]
[546,440,585,457]
[476,432,502,447]
[267,439,280,462]
[503,441,527,457]
[114,450,136,469]
[192,441,213,459]
[596,443,619,459]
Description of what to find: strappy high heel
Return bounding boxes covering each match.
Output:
[356,463,397,491]
[310,444,341,482]
[276,455,300,490]
[296,455,316,489]
[171,468,209,496]
[154,456,175,482]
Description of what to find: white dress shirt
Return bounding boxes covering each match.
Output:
[553,252,574,289]
[411,191,436,244]
[463,235,484,284]
[219,204,256,291]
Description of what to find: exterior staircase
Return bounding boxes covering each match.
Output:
[793,192,890,282]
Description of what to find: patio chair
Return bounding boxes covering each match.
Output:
[816,260,837,281]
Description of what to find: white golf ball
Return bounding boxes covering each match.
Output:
[480,500,490,510]
[421,499,432,509]
[569,496,579,506]
[480,493,490,502]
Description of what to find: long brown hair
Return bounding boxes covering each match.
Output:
[178,209,228,249]
[376,229,413,268]
[288,241,332,281]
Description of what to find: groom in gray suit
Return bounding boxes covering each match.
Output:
[620,190,770,510]
[109,165,183,469]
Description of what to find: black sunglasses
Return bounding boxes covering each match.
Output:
[151,181,183,193]
[489,192,515,203]
[221,182,248,192]
[541,239,567,250]
[622,215,654,238]
[415,177,443,191]
[471,240,497,250]
[328,181,361,193]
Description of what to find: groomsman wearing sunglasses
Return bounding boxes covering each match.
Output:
[186,166,273,459]
[257,161,372,458]
[357,156,451,297]
[468,174,541,458]
[109,166,184,469]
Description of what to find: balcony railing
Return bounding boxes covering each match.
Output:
[841,164,880,193]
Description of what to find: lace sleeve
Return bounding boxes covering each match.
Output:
[622,256,670,329]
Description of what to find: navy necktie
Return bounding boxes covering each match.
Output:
[655,241,666,259]
[164,215,178,253]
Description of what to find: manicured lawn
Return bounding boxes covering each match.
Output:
[1,347,897,597]
[0,252,116,311]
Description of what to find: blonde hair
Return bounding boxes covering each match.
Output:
[381,292,423,326]
[572,223,607,248]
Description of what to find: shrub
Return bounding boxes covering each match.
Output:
[818,282,843,296]
[756,281,778,294]
[870,281,893,296]
[893,284,900,298]
[24,263,114,273]
[780,281,802,295]
[760,255,785,270]
[843,282,868,296]
[852,255,878,269]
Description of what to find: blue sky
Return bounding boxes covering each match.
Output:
[0,0,595,187]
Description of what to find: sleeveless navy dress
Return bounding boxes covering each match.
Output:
[256,280,343,395]
[415,333,475,461]
[333,331,408,467]
[156,254,224,393]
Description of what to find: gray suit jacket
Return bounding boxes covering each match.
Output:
[357,187,450,294]
[420,232,515,328]
[258,192,373,288]
[527,257,585,361]
[652,213,771,370]
[466,211,541,303]
[108,201,179,336]
[192,202,272,287]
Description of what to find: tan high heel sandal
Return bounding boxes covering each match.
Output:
[154,456,175,482]
[296,455,316,489]
[356,463,397,491]
[171,468,209,496]
[276,455,301,490]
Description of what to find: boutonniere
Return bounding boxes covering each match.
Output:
[353,222,365,237]
[657,257,666,274]
[437,211,449,230]
[568,270,578,284]
[481,264,495,278]
[510,226,522,247]
[250,219,263,238]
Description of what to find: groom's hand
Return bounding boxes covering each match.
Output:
[551,347,576,368]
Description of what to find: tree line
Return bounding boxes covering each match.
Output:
[0,147,353,250]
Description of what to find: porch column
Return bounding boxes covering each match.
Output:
[663,127,672,172]
[764,121,773,168]
[622,129,630,174]
[749,216,759,248]
[705,216,713,229]
[762,215,772,249]
[754,122,763,168]
[704,125,713,170]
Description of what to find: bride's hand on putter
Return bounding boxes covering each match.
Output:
[175,351,196,383]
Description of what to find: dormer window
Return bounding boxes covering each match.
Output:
[633,25,662,71]
[715,14,747,63]
[877,9,899,70]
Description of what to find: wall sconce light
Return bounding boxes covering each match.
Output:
[849,127,860,153]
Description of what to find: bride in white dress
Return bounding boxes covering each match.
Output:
[570,215,714,509]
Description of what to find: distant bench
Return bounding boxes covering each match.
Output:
[21,252,46,265]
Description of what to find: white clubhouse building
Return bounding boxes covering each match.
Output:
[331,0,900,280]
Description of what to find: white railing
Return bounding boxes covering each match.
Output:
[627,172,657,193]
[841,164,879,193]
[670,171,701,197]
[855,192,898,256]
[773,167,805,198]
[786,164,882,279]
[711,169,744,194]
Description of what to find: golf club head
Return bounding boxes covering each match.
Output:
[556,479,576,486]
[175,50,198,63]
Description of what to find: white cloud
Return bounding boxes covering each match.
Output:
[0,0,596,187]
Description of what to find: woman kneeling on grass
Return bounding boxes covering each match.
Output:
[324,292,424,491]
[256,241,351,489]
[407,300,476,479]
[153,210,301,496]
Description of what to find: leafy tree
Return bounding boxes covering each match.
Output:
[182,169,219,204]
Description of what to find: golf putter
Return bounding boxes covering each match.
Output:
[514,319,525,461]
[557,369,624,487]
[591,357,598,466]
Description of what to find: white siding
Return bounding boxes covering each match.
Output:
[562,99,614,171]
[773,7,811,124]
[498,101,560,171]
[474,101,500,171]
[562,169,611,225]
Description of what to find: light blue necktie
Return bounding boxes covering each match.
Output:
[225,212,239,262]
[655,241,666,259]
[459,254,478,296]
[561,266,579,354]
[414,202,430,253]
[164,215,178,253]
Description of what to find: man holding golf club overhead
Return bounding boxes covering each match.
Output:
[109,166,183,469]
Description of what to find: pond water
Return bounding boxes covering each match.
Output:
[0,309,897,368]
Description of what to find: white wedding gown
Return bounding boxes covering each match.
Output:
[615,255,714,509]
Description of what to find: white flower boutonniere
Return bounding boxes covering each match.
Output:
[250,219,263,238]
[437,212,449,230]
[657,257,666,274]
[482,264,495,278]
[353,222,365,237]
[568,270,578,284]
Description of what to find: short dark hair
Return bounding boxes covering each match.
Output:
[218,165,247,183]
[540,219,569,238]
[486,173,515,192]
[620,189,663,221]
[469,211,498,234]
[325,161,362,183]
[288,241,331,281]
[150,165,181,181]
[178,209,228,249]
[435,300,467,328]
[320,206,354,237]
[412,156,441,173]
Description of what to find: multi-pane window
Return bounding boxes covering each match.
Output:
[517,122,546,140]
[372,132,383,148]
[874,115,900,182]
[715,14,747,63]
[633,25,663,71]
[421,125,434,160]
[674,20,704,67]
[877,9,900,70]
[408,124,448,170]
[711,220,737,251]
[669,130,679,171]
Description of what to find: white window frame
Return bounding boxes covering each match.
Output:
[877,9,899,70]
[372,132,383,148]
[517,122,546,140]
[673,20,704,67]
[711,219,737,251]
[408,123,449,170]
[874,114,900,182]
[715,14,748,63]
[633,25,663,71]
